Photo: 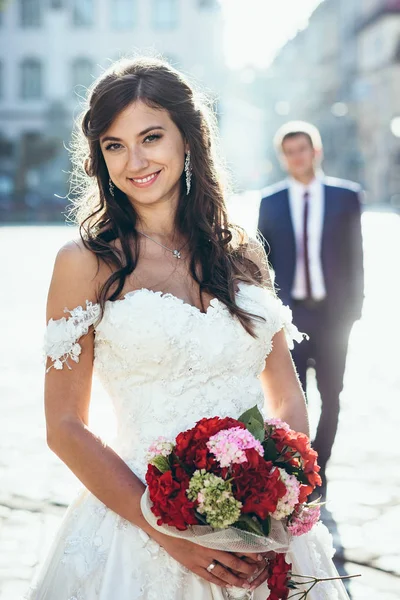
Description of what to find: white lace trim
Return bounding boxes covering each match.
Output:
[235,284,306,349]
[276,302,306,349]
[44,301,101,372]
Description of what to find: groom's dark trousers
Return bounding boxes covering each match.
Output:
[258,177,364,484]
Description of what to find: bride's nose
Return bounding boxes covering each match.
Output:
[126,146,149,172]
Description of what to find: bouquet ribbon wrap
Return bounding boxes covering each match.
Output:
[141,488,291,554]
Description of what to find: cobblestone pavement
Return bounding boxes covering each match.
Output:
[1,208,399,599]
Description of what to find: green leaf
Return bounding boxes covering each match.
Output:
[194,510,208,525]
[150,455,171,473]
[261,515,271,536]
[234,514,264,536]
[282,463,309,485]
[238,405,265,443]
[295,471,310,485]
[262,438,279,461]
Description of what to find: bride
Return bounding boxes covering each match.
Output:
[27,57,349,599]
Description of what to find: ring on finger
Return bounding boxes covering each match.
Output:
[206,561,217,573]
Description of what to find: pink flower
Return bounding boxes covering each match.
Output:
[288,503,321,536]
[206,426,264,468]
[265,418,291,432]
[146,437,174,461]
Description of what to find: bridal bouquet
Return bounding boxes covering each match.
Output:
[141,407,346,599]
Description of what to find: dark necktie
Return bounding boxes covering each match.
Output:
[303,190,312,299]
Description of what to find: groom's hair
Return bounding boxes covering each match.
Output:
[274,121,323,153]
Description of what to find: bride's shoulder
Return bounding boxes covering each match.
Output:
[45,240,103,371]
[48,238,101,321]
[54,238,98,271]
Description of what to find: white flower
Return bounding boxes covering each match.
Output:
[271,468,301,520]
[54,359,63,370]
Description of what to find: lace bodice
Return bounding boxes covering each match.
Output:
[44,282,303,482]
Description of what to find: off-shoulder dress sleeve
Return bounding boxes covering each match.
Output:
[237,282,306,350]
[44,301,101,372]
[268,297,306,350]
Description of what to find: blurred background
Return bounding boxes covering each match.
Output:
[0,1,399,599]
[1,0,400,214]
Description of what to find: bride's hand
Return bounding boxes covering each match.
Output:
[155,534,262,589]
[232,551,276,589]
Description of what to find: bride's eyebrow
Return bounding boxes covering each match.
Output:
[138,125,165,136]
[100,126,166,144]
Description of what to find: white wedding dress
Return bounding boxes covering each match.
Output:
[27,282,350,600]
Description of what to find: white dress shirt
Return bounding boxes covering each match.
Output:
[288,176,326,301]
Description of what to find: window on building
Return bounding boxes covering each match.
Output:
[72,58,94,93]
[111,0,136,29]
[152,0,179,30]
[20,0,42,27]
[73,0,94,27]
[20,59,43,100]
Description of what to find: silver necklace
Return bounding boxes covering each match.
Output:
[138,231,185,259]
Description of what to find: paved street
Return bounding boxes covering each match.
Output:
[1,206,400,599]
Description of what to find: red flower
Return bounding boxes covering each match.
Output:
[145,465,198,531]
[175,416,244,471]
[231,454,286,520]
[269,427,322,499]
[267,553,292,600]
[145,415,248,531]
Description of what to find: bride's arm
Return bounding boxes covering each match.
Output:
[45,240,153,531]
[259,330,309,437]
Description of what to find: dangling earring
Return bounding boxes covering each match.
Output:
[109,178,115,197]
[184,151,192,195]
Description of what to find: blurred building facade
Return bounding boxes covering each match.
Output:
[0,0,223,220]
[262,0,400,207]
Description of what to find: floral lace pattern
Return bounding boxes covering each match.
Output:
[44,301,100,371]
[27,283,348,600]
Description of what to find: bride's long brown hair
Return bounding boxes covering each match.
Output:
[69,57,271,336]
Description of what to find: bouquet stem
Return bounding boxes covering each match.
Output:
[288,573,361,599]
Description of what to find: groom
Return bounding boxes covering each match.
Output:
[258,121,364,498]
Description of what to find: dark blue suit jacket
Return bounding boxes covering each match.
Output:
[257,177,364,324]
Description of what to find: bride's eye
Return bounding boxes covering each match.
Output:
[144,134,162,143]
[105,143,122,151]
